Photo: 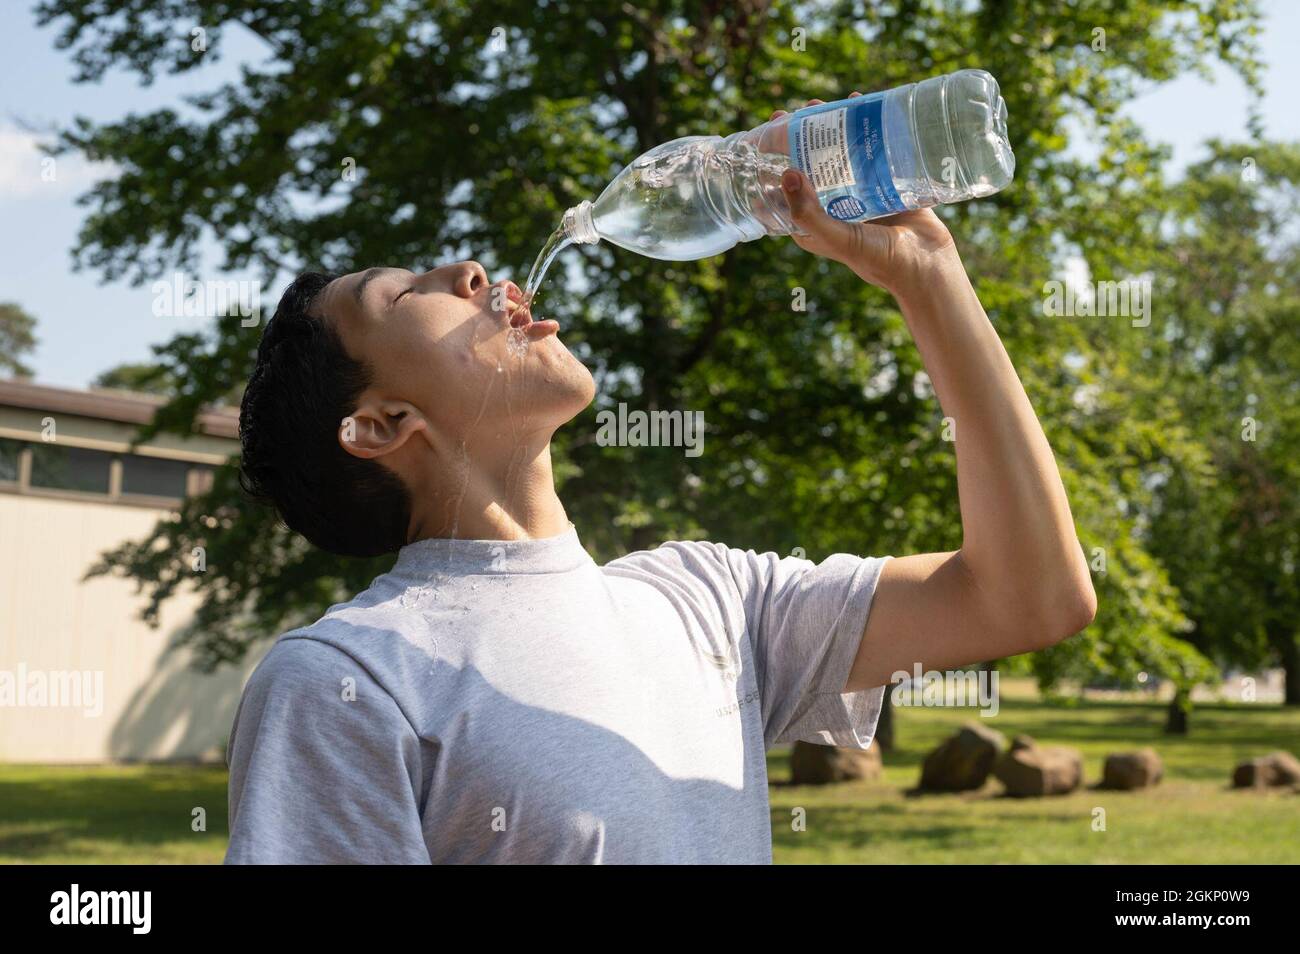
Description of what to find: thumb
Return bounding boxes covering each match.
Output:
[780,168,820,224]
[781,169,851,246]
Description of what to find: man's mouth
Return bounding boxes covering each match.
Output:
[495,281,560,339]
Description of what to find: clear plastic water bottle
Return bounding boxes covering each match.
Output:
[562,69,1014,261]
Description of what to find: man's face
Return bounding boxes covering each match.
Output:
[316,261,595,441]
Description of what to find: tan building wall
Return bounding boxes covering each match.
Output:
[0,379,263,763]
[0,492,265,762]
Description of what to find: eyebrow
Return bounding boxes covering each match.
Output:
[353,267,395,304]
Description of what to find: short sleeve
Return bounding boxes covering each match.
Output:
[225,637,431,864]
[716,546,889,748]
[606,540,889,749]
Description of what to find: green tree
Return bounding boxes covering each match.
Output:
[92,362,178,396]
[43,0,1270,687]
[0,302,38,378]
[1145,141,1300,715]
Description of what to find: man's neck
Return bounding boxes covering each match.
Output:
[406,432,571,543]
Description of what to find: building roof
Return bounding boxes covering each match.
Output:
[0,379,239,440]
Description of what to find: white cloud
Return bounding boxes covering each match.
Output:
[0,124,116,199]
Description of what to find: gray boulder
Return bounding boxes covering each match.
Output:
[1101,748,1163,790]
[918,722,1006,792]
[995,737,1084,797]
[790,740,882,785]
[1232,751,1300,789]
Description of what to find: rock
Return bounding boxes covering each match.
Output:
[1232,751,1300,789]
[995,739,1084,797]
[790,740,882,785]
[1232,761,1266,788]
[918,722,1006,792]
[1101,748,1163,790]
[1270,751,1300,785]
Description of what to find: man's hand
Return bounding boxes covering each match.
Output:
[772,95,956,296]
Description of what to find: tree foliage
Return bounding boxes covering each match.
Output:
[41,0,1294,697]
[1144,141,1300,703]
[92,362,177,395]
[0,302,38,378]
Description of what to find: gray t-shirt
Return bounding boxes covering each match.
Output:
[225,526,887,864]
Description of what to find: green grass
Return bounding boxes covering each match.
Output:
[0,764,229,864]
[771,682,1300,864]
[2,684,1297,864]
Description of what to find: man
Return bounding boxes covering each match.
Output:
[225,125,1096,863]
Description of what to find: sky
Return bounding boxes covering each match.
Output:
[2,3,1298,390]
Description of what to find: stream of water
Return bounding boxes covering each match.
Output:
[521,222,574,308]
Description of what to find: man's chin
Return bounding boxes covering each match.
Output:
[561,367,598,415]
[555,369,598,424]
[513,355,595,424]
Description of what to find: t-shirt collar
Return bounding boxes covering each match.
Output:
[390,523,593,578]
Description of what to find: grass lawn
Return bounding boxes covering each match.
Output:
[771,682,1300,864]
[2,682,1297,864]
[0,764,229,864]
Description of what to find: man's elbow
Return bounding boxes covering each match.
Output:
[961,548,1097,653]
[1026,574,1097,649]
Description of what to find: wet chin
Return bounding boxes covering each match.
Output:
[547,358,596,420]
[501,336,595,424]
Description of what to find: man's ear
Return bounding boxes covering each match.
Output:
[338,400,428,460]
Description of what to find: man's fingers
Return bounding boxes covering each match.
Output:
[769,108,788,121]
[782,168,867,258]
[781,169,834,231]
[849,91,862,98]
[781,169,811,210]
[804,98,825,108]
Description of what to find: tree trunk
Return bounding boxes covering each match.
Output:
[1275,631,1300,706]
[1164,688,1189,735]
[875,691,895,752]
[629,525,658,552]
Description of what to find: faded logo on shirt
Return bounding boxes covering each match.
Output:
[702,644,741,682]
[714,689,759,718]
[704,642,756,717]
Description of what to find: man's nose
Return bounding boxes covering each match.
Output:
[447,260,489,299]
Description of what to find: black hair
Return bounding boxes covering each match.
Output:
[238,272,412,557]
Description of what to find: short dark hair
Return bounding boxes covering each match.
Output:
[239,272,412,557]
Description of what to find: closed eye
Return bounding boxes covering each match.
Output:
[393,287,414,305]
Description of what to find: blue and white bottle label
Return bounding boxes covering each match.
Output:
[789,93,905,221]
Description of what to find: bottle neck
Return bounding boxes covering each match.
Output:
[563,200,599,245]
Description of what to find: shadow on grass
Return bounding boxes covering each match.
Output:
[771,800,1083,854]
[0,826,79,857]
[0,766,229,857]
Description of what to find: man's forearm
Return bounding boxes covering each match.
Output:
[772,171,1093,690]
[889,250,1094,631]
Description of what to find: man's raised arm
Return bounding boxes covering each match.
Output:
[773,135,1096,693]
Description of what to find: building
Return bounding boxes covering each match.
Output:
[0,379,262,762]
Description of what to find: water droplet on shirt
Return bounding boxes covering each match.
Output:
[400,584,441,610]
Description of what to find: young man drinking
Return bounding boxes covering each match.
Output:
[225,116,1095,863]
